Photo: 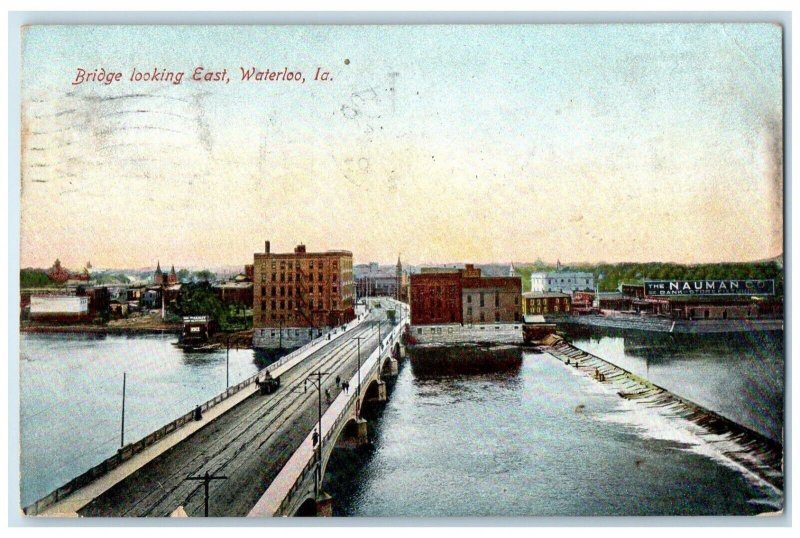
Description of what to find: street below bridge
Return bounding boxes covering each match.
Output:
[78,310,393,517]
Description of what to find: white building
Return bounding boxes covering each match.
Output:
[530,271,595,293]
[29,295,90,321]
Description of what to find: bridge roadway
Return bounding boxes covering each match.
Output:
[77,311,391,517]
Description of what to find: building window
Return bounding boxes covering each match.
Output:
[467,295,472,304]
[495,311,500,322]
[480,293,485,307]
[480,312,485,322]
[495,292,499,307]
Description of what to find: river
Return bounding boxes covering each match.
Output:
[19,332,261,507]
[20,329,784,516]
[325,332,783,517]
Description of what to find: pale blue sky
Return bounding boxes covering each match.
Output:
[20,24,783,268]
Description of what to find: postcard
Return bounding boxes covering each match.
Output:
[16,22,784,518]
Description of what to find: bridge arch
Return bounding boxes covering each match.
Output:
[294,497,318,517]
[380,355,394,377]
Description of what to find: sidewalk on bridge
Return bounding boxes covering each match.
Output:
[39,313,371,517]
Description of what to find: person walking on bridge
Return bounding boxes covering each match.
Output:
[335,375,341,388]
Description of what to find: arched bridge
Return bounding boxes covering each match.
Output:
[248,308,409,517]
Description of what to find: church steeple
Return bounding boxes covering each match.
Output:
[396,254,403,301]
[154,261,164,285]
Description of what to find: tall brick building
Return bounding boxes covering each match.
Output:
[410,264,522,325]
[409,271,463,325]
[252,241,355,349]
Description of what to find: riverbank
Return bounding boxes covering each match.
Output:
[20,323,180,335]
[557,314,783,334]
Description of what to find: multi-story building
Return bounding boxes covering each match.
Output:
[523,292,572,316]
[530,271,594,293]
[410,265,523,344]
[410,264,521,325]
[409,271,463,325]
[252,241,355,349]
[462,267,522,324]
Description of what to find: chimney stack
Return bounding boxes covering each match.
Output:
[265,240,271,254]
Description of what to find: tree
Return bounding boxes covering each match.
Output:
[177,268,192,283]
[172,282,228,326]
[193,269,215,283]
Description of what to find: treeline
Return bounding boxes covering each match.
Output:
[19,269,54,288]
[20,268,132,287]
[514,261,784,295]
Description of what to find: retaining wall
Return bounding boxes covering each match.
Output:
[410,323,523,345]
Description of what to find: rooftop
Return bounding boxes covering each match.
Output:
[523,291,571,298]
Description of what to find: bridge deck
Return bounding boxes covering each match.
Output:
[69,314,388,517]
[247,317,405,517]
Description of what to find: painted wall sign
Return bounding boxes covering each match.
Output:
[644,280,775,296]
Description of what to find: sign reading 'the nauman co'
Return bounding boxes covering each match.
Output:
[644,280,775,297]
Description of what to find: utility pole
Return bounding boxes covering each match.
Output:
[185,470,228,517]
[304,370,329,496]
[352,335,368,418]
[226,334,231,388]
[120,372,126,448]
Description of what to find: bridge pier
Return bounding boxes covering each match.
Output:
[375,380,387,402]
[338,418,369,449]
[386,358,399,376]
[315,492,333,517]
[355,418,369,444]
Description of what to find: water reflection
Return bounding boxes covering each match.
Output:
[409,345,523,378]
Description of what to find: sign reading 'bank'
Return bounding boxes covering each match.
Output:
[644,280,775,296]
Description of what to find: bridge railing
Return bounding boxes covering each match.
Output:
[275,313,408,516]
[22,313,369,516]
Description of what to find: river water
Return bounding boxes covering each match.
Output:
[20,330,784,516]
[19,333,261,507]
[326,332,783,517]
